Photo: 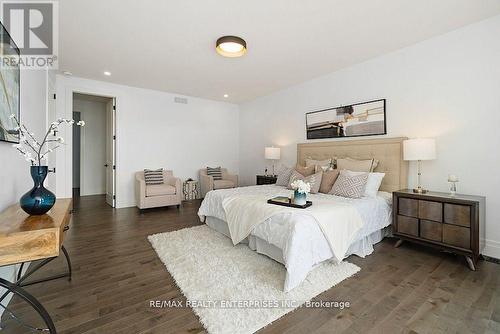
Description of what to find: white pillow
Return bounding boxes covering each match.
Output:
[343,170,385,198]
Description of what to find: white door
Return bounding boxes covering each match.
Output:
[105,98,116,207]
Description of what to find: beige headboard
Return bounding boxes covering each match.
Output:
[297,137,408,193]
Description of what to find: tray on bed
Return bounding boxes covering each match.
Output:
[267,196,312,209]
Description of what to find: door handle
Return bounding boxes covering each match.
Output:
[104,164,109,167]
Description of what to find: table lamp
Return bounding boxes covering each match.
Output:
[265,147,281,176]
[403,138,436,194]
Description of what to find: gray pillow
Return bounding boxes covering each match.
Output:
[329,170,368,198]
[275,166,294,186]
[287,170,323,194]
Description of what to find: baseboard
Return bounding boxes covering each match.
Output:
[483,239,500,260]
[116,201,136,209]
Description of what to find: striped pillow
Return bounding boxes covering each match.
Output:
[144,168,164,185]
[206,167,223,180]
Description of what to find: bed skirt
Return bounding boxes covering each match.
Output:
[205,216,390,265]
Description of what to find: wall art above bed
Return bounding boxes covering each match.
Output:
[306,99,386,139]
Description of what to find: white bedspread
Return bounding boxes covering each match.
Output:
[198,185,392,291]
[222,194,364,264]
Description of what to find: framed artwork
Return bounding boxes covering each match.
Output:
[0,20,20,143]
[306,99,386,139]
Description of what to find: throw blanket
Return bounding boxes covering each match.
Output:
[222,194,364,262]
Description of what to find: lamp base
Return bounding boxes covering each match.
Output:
[413,187,428,194]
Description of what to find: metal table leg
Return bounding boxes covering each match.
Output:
[19,245,72,287]
[0,278,57,333]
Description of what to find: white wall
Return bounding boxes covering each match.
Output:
[55,76,239,207]
[0,69,50,315]
[73,98,107,195]
[239,15,500,257]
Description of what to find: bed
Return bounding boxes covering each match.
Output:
[198,137,408,292]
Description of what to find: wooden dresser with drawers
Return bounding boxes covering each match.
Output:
[392,189,485,270]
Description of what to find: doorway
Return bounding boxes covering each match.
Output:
[72,93,116,207]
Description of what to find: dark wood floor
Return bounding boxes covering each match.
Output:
[2,195,500,334]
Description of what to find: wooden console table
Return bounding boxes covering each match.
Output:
[0,199,72,333]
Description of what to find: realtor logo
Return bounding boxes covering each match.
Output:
[1,0,58,68]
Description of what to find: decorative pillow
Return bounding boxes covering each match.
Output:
[275,166,294,186]
[305,158,332,172]
[336,157,378,172]
[206,166,222,180]
[288,170,323,194]
[144,168,164,185]
[329,170,369,198]
[295,165,315,177]
[319,169,340,194]
[343,170,385,198]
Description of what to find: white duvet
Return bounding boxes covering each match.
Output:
[198,185,392,292]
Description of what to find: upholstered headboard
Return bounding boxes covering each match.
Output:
[297,137,408,193]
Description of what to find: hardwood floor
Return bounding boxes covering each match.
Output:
[2,195,500,334]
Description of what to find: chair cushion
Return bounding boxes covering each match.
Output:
[213,180,235,189]
[146,184,176,197]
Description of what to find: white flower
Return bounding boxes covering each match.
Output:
[290,179,311,194]
[56,137,65,144]
[77,120,85,126]
[9,114,15,119]
[12,143,21,149]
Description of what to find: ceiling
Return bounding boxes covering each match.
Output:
[59,0,500,103]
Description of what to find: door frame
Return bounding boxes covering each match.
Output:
[66,89,118,207]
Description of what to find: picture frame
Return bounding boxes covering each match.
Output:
[306,99,386,140]
[0,20,21,144]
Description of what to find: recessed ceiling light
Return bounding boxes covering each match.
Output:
[223,94,229,98]
[216,36,247,58]
[103,71,111,76]
[62,71,72,76]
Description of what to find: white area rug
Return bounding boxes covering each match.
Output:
[148,225,360,334]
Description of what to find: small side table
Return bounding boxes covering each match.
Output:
[393,189,485,271]
[0,199,73,333]
[183,180,199,200]
[256,175,277,185]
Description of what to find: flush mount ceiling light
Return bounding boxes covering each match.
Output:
[103,71,111,76]
[216,36,247,58]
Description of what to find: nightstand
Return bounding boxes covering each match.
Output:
[393,189,485,271]
[256,175,277,185]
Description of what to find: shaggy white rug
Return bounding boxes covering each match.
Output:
[148,225,359,334]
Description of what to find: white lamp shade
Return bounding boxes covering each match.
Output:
[403,138,436,161]
[265,147,281,160]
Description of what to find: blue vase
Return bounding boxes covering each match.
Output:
[20,166,56,215]
[293,190,307,206]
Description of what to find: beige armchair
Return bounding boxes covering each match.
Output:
[199,168,238,198]
[135,170,182,210]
